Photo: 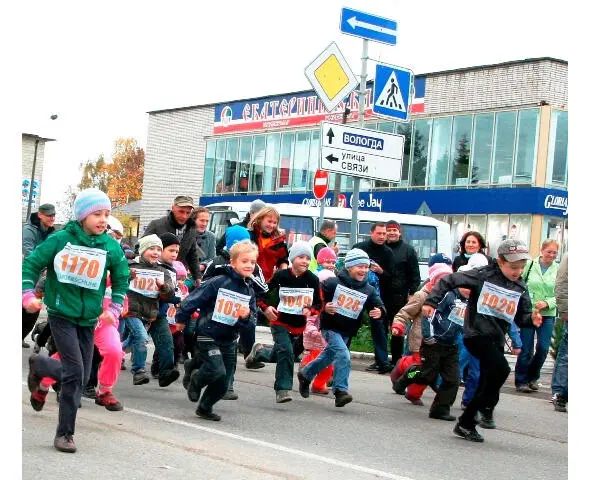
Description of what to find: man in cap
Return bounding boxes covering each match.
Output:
[216,199,266,255]
[21,203,57,347]
[142,195,201,281]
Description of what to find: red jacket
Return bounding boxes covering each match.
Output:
[249,227,289,282]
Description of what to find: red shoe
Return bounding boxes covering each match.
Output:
[95,391,124,411]
[30,389,48,411]
[311,386,329,395]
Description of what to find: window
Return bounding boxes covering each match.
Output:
[250,135,266,192]
[428,117,452,187]
[308,129,321,190]
[334,220,352,253]
[214,139,226,194]
[470,113,494,184]
[377,122,395,133]
[278,133,294,190]
[486,214,509,258]
[209,211,239,242]
[403,225,437,263]
[410,119,431,187]
[449,115,473,186]
[547,110,568,186]
[492,111,517,185]
[397,122,413,185]
[280,215,314,248]
[293,131,310,191]
[264,133,280,192]
[513,109,539,184]
[465,215,488,249]
[223,137,238,193]
[237,136,252,193]
[203,140,216,194]
[508,214,532,251]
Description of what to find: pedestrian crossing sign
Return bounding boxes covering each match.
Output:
[373,63,414,122]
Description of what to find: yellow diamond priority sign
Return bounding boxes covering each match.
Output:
[304,42,358,112]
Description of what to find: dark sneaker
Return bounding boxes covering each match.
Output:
[133,369,150,385]
[82,385,97,399]
[276,390,292,403]
[394,364,421,394]
[453,422,484,442]
[516,384,532,393]
[297,372,311,398]
[222,390,239,400]
[334,390,353,407]
[54,434,77,453]
[478,409,496,429]
[30,389,48,411]
[429,412,456,421]
[553,395,567,412]
[187,370,202,403]
[27,354,41,393]
[245,343,265,369]
[405,393,424,406]
[95,392,124,411]
[158,369,180,388]
[528,381,540,391]
[196,407,221,421]
[182,360,194,390]
[377,364,394,374]
[365,362,379,372]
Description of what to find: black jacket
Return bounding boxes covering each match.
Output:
[142,211,200,279]
[384,239,421,296]
[320,269,385,337]
[351,239,396,300]
[425,262,535,348]
[452,252,493,272]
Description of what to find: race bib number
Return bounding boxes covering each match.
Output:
[448,300,467,326]
[211,288,251,326]
[129,269,165,298]
[166,305,177,325]
[277,287,314,315]
[477,281,522,323]
[332,285,368,320]
[54,243,107,291]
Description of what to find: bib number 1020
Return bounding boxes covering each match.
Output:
[480,292,516,316]
[60,254,101,278]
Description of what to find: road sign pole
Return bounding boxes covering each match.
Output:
[319,197,326,225]
[350,39,368,246]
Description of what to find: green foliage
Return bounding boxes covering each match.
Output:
[349,312,375,353]
[550,318,566,360]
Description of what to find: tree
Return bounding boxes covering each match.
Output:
[451,134,470,183]
[55,185,77,224]
[105,138,144,208]
[78,155,109,192]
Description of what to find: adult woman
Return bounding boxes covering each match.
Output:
[248,206,289,282]
[452,231,492,272]
[514,239,560,392]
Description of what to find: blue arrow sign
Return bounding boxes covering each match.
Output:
[373,63,413,122]
[340,8,397,46]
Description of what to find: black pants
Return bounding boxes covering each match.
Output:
[23,308,40,341]
[86,346,103,389]
[385,294,407,364]
[32,315,95,437]
[459,336,511,429]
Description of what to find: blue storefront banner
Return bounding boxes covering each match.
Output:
[199,187,567,217]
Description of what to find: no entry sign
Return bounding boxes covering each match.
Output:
[313,170,329,200]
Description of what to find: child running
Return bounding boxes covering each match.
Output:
[175,240,258,421]
[22,188,129,453]
[297,249,386,407]
[424,239,542,442]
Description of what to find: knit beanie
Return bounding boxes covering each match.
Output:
[160,232,180,249]
[139,234,163,256]
[344,248,370,269]
[225,225,251,250]
[458,252,489,272]
[249,199,266,215]
[172,260,187,278]
[427,263,453,288]
[73,188,111,221]
[289,241,313,262]
[107,215,123,235]
[428,252,452,267]
[317,246,337,264]
[317,269,336,283]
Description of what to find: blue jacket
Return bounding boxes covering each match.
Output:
[176,265,256,345]
[422,290,466,346]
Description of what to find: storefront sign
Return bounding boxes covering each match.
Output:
[213,77,426,135]
[544,194,568,216]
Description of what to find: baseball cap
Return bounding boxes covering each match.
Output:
[497,239,531,262]
[38,203,56,215]
[173,195,194,208]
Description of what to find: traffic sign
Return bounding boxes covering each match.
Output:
[320,121,404,182]
[304,42,358,113]
[373,63,413,122]
[313,170,329,200]
[340,8,397,46]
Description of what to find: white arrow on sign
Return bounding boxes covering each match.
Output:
[346,16,397,36]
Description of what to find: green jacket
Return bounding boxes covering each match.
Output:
[523,257,559,317]
[22,221,130,327]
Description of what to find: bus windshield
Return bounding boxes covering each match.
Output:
[280,215,314,247]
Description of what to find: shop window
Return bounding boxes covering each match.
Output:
[365,123,377,131]
[278,133,294,190]
[449,115,473,187]
[492,111,517,185]
[222,137,239,193]
[465,215,488,250]
[428,117,452,187]
[410,119,432,187]
[547,110,568,187]
[308,129,321,190]
[508,214,532,251]
[513,109,540,184]
[377,122,395,133]
[203,140,216,194]
[470,113,494,185]
[292,130,310,191]
[213,139,226,194]
[486,214,509,258]
[542,216,568,262]
[449,215,467,257]
[250,135,266,192]
[397,122,413,185]
[264,133,280,192]
[237,136,252,193]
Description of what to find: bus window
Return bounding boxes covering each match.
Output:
[402,225,438,263]
[209,211,239,242]
[280,215,314,248]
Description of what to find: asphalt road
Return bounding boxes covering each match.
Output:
[22,336,567,480]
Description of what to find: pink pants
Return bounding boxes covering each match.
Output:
[41,319,124,394]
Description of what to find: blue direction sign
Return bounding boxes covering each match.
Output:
[340,8,397,45]
[373,63,413,122]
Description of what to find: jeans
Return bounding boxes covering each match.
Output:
[515,316,555,386]
[254,325,297,391]
[190,339,236,413]
[148,318,175,375]
[551,322,568,399]
[301,330,351,393]
[32,315,95,437]
[369,317,389,367]
[459,335,480,405]
[123,317,149,374]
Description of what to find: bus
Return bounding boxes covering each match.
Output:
[204,202,452,280]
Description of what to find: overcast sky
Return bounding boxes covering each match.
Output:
[14,0,569,206]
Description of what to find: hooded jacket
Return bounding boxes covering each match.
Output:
[249,226,289,282]
[392,288,429,353]
[425,262,535,348]
[319,269,385,337]
[22,220,129,327]
[22,212,55,259]
[176,265,256,345]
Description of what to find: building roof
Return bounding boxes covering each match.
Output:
[22,133,56,142]
[146,56,568,115]
[111,199,142,218]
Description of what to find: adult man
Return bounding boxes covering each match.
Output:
[384,220,421,365]
[21,203,56,347]
[193,206,216,266]
[216,199,266,255]
[352,223,396,374]
[308,219,338,271]
[142,195,200,281]
[551,253,568,412]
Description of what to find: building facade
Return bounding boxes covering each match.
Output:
[141,57,568,258]
[22,133,54,224]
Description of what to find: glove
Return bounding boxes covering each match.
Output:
[23,290,42,313]
[391,322,405,336]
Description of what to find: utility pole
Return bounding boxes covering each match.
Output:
[332,104,351,207]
